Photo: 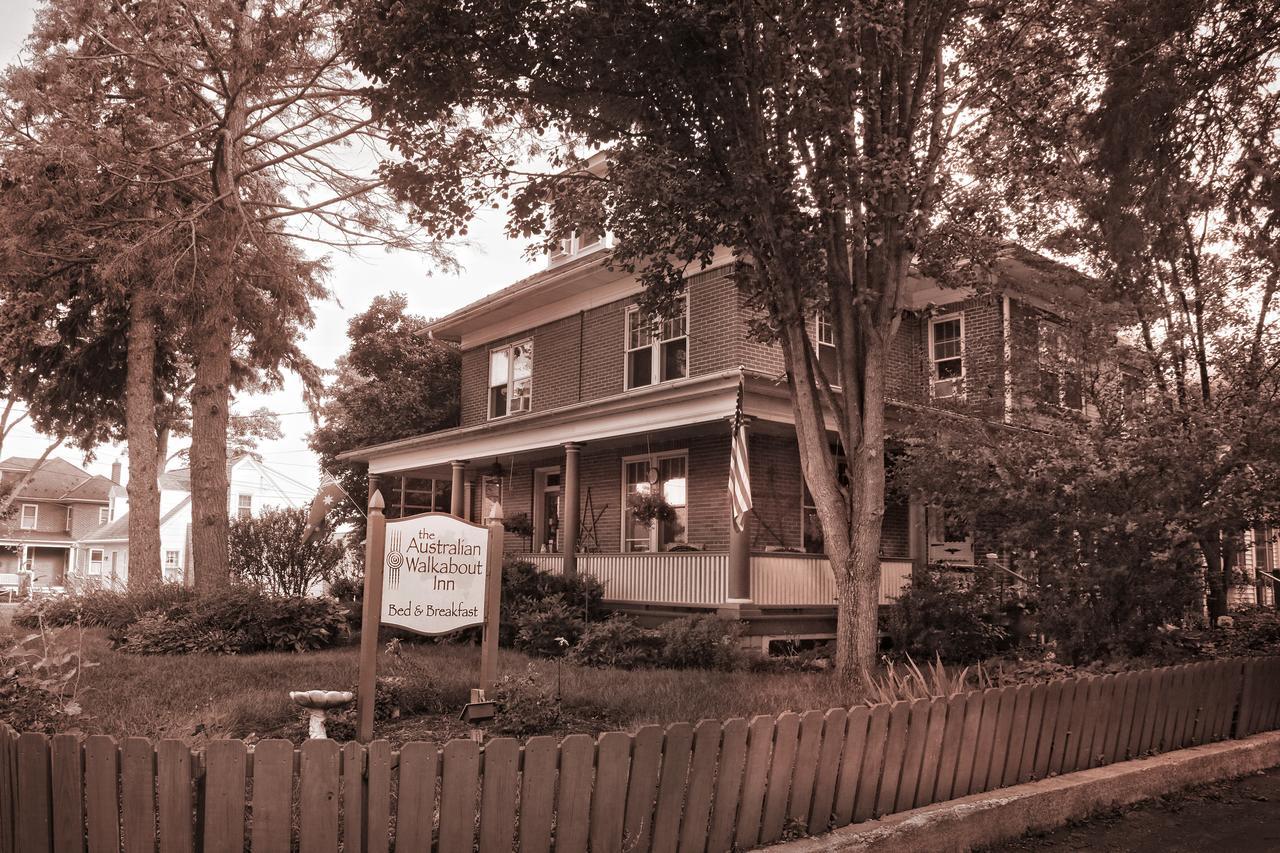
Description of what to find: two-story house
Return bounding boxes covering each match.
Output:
[80,453,315,587]
[0,457,120,589]
[340,226,1112,644]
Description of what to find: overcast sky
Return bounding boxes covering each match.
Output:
[1,1,538,488]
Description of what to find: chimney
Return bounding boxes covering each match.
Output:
[111,458,122,484]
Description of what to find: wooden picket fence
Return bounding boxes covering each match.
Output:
[4,656,1280,852]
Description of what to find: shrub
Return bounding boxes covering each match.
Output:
[500,558,603,646]
[512,595,584,657]
[490,666,560,737]
[568,615,664,669]
[15,584,197,634]
[116,586,347,655]
[229,507,345,596]
[328,573,363,602]
[657,614,746,670]
[886,564,1012,664]
[0,626,93,734]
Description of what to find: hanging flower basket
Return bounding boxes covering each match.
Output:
[628,491,676,527]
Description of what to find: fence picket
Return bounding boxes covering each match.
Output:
[1160,666,1188,751]
[758,712,800,844]
[622,726,664,853]
[651,723,695,853]
[50,733,83,853]
[363,740,392,853]
[999,686,1032,787]
[831,707,869,826]
[806,708,847,834]
[0,727,14,853]
[852,703,892,822]
[17,733,52,853]
[1109,674,1137,764]
[249,740,292,853]
[396,741,437,852]
[985,687,1017,791]
[1031,681,1062,781]
[299,739,340,853]
[479,738,520,853]
[554,734,594,853]
[84,735,119,853]
[1064,677,1095,773]
[893,699,931,813]
[969,689,1004,795]
[932,693,968,802]
[590,732,632,853]
[1145,668,1173,754]
[912,697,949,808]
[1016,685,1046,784]
[1081,675,1113,769]
[341,742,363,852]
[873,701,912,817]
[1190,663,1215,746]
[202,739,246,853]
[787,710,826,827]
[518,737,558,853]
[677,720,722,853]
[1216,662,1244,740]
[1125,671,1153,759]
[155,740,192,853]
[1046,679,1077,777]
[950,690,986,798]
[440,740,482,853]
[707,718,749,853]
[733,716,775,850]
[121,738,155,853]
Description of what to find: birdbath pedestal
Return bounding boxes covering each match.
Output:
[289,690,355,739]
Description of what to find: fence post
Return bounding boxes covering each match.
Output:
[357,491,387,743]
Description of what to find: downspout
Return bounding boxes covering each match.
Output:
[1002,293,1013,424]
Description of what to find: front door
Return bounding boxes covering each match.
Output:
[534,468,562,552]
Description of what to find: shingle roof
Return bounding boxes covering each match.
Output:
[0,457,115,502]
[82,495,192,543]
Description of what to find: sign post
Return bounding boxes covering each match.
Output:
[356,490,504,742]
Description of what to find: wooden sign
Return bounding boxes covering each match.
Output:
[381,512,490,635]
[357,490,505,742]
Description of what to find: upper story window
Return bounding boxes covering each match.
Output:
[489,340,533,419]
[625,297,688,390]
[930,315,964,398]
[20,504,37,530]
[815,312,839,385]
[66,506,73,531]
[237,494,253,519]
[1037,321,1083,410]
[548,229,607,266]
[165,550,180,570]
[98,506,109,526]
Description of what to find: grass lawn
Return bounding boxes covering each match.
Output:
[32,629,864,747]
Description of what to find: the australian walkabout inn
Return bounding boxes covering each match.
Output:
[342,238,1277,648]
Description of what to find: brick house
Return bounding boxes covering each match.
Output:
[339,230,1127,643]
[0,457,121,589]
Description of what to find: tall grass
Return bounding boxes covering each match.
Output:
[863,654,993,705]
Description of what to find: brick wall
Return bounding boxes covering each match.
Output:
[69,504,108,538]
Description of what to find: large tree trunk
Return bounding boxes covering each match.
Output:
[125,289,162,588]
[1202,534,1229,622]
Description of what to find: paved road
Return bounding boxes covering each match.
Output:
[984,766,1280,852]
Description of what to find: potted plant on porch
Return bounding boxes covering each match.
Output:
[628,491,676,527]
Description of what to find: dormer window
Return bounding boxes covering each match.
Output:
[625,297,688,390]
[548,229,606,266]
[930,315,964,398]
[489,340,533,418]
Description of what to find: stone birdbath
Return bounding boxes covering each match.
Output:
[289,690,355,739]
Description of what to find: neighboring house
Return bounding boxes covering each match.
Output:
[80,454,314,587]
[0,457,121,590]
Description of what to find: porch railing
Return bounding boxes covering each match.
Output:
[518,551,912,607]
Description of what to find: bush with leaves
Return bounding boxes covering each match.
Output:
[512,595,584,657]
[228,507,345,596]
[15,584,197,635]
[1,626,95,733]
[568,614,665,669]
[658,614,746,671]
[886,564,1013,664]
[499,557,603,645]
[490,665,561,737]
[117,586,347,655]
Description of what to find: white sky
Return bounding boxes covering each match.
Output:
[1,1,537,488]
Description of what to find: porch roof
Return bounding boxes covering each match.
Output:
[342,368,748,475]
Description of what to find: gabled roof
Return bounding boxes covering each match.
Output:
[82,495,192,543]
[0,456,116,502]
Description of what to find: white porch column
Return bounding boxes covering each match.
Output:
[450,460,467,517]
[562,443,582,578]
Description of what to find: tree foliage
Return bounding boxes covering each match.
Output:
[309,294,460,529]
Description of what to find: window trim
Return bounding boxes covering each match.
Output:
[66,506,74,532]
[98,505,109,526]
[929,313,966,399]
[164,550,180,569]
[487,339,534,420]
[88,548,104,575]
[623,295,689,391]
[813,312,841,389]
[236,493,253,520]
[1037,319,1085,412]
[20,504,38,530]
[620,450,690,553]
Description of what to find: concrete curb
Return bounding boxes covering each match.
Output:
[766,731,1280,852]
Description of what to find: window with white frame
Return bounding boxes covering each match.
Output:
[801,446,848,554]
[236,494,253,520]
[930,315,964,398]
[625,297,688,390]
[815,312,839,385]
[1037,321,1083,410]
[549,228,607,264]
[622,452,688,552]
[66,506,73,531]
[164,550,180,574]
[20,504,37,530]
[88,548,104,575]
[98,506,109,525]
[488,340,533,419]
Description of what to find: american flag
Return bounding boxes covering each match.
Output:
[729,376,753,530]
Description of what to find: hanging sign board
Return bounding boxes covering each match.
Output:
[381,512,490,635]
